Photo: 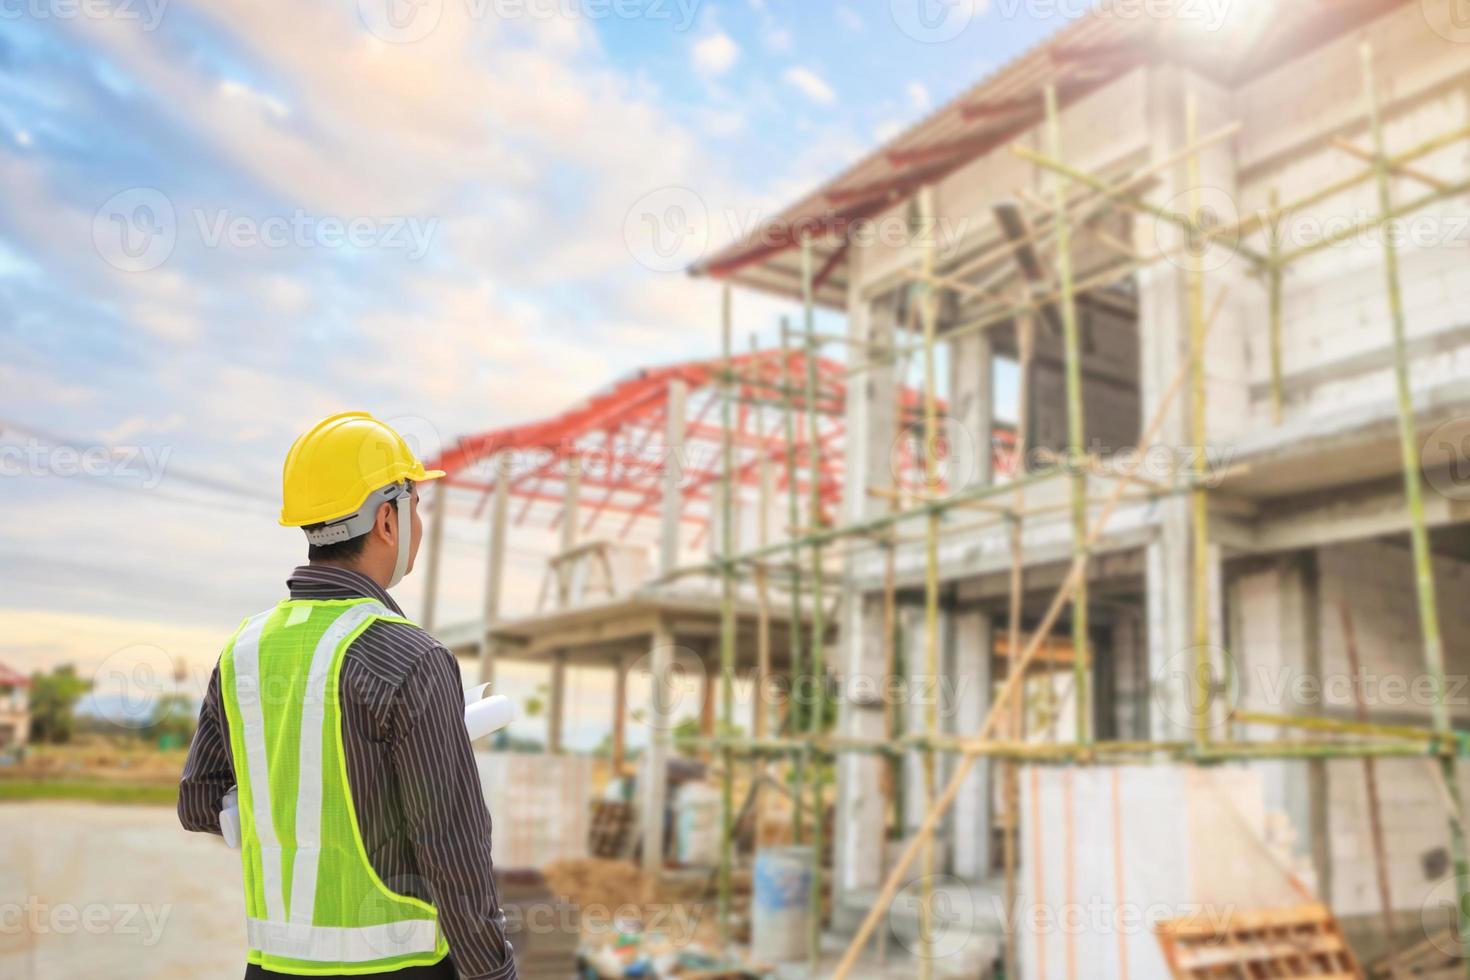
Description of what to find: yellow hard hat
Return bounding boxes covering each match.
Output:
[279,411,445,528]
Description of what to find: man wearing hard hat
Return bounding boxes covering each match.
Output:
[179,412,517,980]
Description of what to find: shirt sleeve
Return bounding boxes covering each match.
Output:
[178,663,234,835]
[389,646,517,980]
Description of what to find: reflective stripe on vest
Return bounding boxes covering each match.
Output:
[246,917,439,963]
[220,598,446,975]
[231,610,285,923]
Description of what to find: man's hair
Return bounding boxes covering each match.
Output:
[307,530,369,563]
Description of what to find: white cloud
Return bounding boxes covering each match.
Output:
[782,67,836,105]
[907,81,931,111]
[692,31,740,76]
[873,119,903,143]
[836,5,865,31]
[699,108,746,138]
[130,305,202,344]
[763,27,792,53]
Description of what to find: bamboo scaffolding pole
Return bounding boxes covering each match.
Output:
[1046,84,1091,746]
[1333,135,1450,191]
[779,317,807,844]
[1266,186,1285,425]
[882,294,921,906]
[1232,120,1470,241]
[717,285,736,945]
[1360,43,1470,976]
[831,282,1228,980]
[1339,601,1397,944]
[1276,170,1470,267]
[747,338,775,862]
[1185,88,1212,750]
[673,732,1455,762]
[752,336,773,745]
[654,457,1201,587]
[1014,141,1270,268]
[915,185,945,979]
[657,464,1065,581]
[1230,709,1440,744]
[801,236,827,970]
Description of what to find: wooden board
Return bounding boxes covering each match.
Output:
[1156,902,1365,979]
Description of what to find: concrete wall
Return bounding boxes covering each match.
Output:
[1018,766,1297,980]
[1231,537,1470,923]
[1317,539,1470,919]
[1232,0,1470,427]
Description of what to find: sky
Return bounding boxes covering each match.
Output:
[0,0,1064,747]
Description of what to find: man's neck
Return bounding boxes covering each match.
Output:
[308,558,390,590]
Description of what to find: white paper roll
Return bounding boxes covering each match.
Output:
[220,786,241,849]
[464,694,517,742]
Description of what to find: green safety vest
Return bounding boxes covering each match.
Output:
[219,598,450,975]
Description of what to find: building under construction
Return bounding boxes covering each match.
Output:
[415,1,1470,976]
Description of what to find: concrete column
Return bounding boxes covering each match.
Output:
[420,479,448,630]
[950,609,992,881]
[834,246,901,898]
[660,381,688,577]
[1138,65,1247,740]
[640,619,674,874]
[548,652,567,754]
[902,608,936,836]
[948,329,994,490]
[478,456,510,686]
[611,654,629,774]
[1139,64,1199,745]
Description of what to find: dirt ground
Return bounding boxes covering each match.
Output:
[0,802,927,980]
[0,802,245,980]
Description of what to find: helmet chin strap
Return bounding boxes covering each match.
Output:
[387,490,411,590]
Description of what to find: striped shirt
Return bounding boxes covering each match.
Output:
[178,564,517,980]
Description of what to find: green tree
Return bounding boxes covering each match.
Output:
[28,665,92,744]
[145,692,198,745]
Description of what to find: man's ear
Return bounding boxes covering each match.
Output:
[375,500,398,545]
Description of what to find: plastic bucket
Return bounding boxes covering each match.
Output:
[752,846,813,963]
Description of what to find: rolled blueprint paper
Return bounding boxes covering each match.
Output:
[220,786,241,849]
[464,694,517,742]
